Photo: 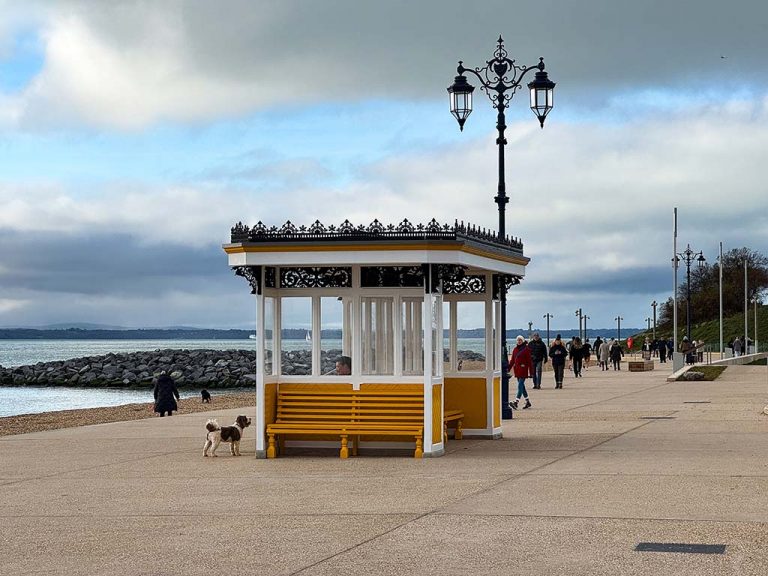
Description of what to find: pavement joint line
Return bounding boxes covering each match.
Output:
[0,450,185,488]
[564,380,674,412]
[429,511,768,525]
[287,418,657,575]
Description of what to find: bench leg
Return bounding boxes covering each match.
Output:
[444,423,448,444]
[267,434,277,459]
[352,435,359,457]
[414,436,423,459]
[340,435,349,459]
[455,419,463,440]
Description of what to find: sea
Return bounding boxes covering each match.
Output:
[1,338,487,417]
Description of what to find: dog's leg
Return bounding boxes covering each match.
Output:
[203,439,212,457]
[230,441,236,456]
[211,438,220,457]
[233,441,240,456]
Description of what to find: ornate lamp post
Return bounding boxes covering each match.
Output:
[543,313,553,346]
[615,316,623,342]
[646,317,652,333]
[583,315,590,341]
[675,244,705,341]
[651,300,657,340]
[448,37,555,420]
[527,321,533,334]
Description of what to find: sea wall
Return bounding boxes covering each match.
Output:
[0,347,486,388]
[0,349,259,388]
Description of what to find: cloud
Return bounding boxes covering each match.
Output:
[4,0,768,129]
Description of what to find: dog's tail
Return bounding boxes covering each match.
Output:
[205,419,220,432]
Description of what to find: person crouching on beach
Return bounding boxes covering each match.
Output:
[153,371,180,417]
[509,335,533,410]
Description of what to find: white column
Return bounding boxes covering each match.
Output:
[422,289,434,454]
[255,291,266,458]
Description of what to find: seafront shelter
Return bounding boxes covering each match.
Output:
[225,218,528,458]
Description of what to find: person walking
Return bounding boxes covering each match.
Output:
[527,332,547,390]
[583,338,592,370]
[609,339,624,370]
[733,336,743,357]
[509,335,533,410]
[569,336,585,377]
[680,336,695,365]
[153,371,180,417]
[549,334,567,389]
[598,337,610,371]
[659,338,667,363]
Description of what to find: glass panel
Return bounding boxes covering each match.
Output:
[264,297,275,376]
[456,301,486,371]
[401,298,424,376]
[431,295,441,377]
[280,297,312,376]
[443,301,451,374]
[321,296,348,375]
[362,297,394,375]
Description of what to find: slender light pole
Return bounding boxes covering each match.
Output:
[754,299,758,353]
[615,316,623,341]
[543,313,553,346]
[448,37,555,421]
[744,259,749,353]
[651,300,657,340]
[646,317,652,333]
[583,315,590,341]
[528,321,533,335]
[719,242,723,356]
[673,209,678,363]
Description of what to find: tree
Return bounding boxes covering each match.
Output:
[657,247,768,328]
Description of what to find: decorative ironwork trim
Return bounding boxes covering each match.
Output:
[279,267,352,289]
[361,266,424,288]
[492,274,522,299]
[233,265,261,295]
[443,274,486,295]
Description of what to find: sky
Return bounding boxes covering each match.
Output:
[1,0,768,332]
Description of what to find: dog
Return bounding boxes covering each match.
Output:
[201,389,211,403]
[203,415,251,457]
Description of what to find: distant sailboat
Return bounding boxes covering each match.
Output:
[305,331,312,343]
[248,334,257,340]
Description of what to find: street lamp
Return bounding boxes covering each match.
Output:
[583,315,590,341]
[646,317,652,333]
[543,313,553,346]
[575,308,583,340]
[615,316,624,342]
[449,36,555,420]
[651,300,657,340]
[675,244,705,341]
[528,321,533,334]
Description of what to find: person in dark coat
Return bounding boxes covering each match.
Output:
[659,338,667,363]
[569,337,585,377]
[509,335,533,410]
[548,334,568,389]
[154,371,180,417]
[609,339,624,370]
[527,332,547,390]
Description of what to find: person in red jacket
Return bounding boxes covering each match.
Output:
[509,335,533,410]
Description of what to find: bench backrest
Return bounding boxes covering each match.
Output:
[276,390,424,426]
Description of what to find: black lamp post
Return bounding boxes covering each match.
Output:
[651,300,658,340]
[528,321,533,334]
[543,313,553,346]
[675,244,705,341]
[575,308,583,340]
[449,36,555,420]
[615,316,623,341]
[583,315,590,341]
[646,317,652,332]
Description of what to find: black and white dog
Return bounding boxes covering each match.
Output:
[203,415,251,457]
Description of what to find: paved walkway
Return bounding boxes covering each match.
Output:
[2,363,767,575]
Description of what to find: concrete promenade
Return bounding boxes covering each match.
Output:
[2,364,767,575]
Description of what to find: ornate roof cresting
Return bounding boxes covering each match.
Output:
[230,218,523,252]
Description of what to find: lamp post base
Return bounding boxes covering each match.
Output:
[502,407,514,420]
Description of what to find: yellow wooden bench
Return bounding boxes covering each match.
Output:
[266,390,463,459]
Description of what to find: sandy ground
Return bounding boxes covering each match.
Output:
[0,390,256,436]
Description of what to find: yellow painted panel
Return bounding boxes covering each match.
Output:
[264,383,277,426]
[493,376,501,428]
[278,382,353,392]
[432,384,443,444]
[445,377,487,429]
[360,383,423,393]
